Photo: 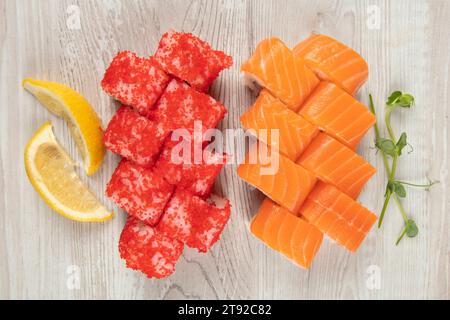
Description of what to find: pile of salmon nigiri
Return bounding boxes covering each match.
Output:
[238,34,378,269]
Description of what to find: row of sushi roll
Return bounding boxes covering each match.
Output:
[238,34,378,268]
[100,30,233,279]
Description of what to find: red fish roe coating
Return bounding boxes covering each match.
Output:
[106,160,174,226]
[187,194,231,252]
[154,134,227,198]
[157,189,231,252]
[103,106,169,167]
[150,79,227,132]
[153,30,233,92]
[101,51,171,116]
[119,216,184,279]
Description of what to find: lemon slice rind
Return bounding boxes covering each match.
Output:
[23,78,105,176]
[24,122,114,222]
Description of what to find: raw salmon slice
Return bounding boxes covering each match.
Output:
[293,34,368,95]
[251,199,323,269]
[298,132,376,199]
[299,182,377,252]
[241,89,319,161]
[238,143,317,214]
[299,82,376,149]
[241,38,319,111]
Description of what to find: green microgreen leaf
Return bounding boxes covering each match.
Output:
[386,91,415,108]
[386,91,402,106]
[375,138,397,157]
[397,94,415,108]
[406,219,418,238]
[396,132,407,155]
[393,181,407,198]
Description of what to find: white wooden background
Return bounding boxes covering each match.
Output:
[0,0,448,300]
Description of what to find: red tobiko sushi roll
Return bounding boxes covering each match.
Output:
[152,30,233,92]
[150,79,227,132]
[103,106,170,167]
[119,215,184,279]
[106,160,174,226]
[154,132,228,198]
[157,189,231,253]
[101,51,171,116]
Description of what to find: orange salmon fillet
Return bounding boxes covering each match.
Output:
[299,182,377,252]
[293,34,368,96]
[251,199,323,269]
[241,37,319,111]
[240,89,319,161]
[298,132,376,199]
[299,82,376,149]
[238,143,317,214]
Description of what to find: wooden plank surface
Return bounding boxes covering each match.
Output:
[0,0,449,299]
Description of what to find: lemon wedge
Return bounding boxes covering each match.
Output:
[24,122,114,222]
[23,78,105,176]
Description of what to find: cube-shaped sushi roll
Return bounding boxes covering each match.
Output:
[157,189,231,253]
[240,89,319,161]
[150,79,227,132]
[154,130,227,198]
[297,132,376,199]
[293,34,369,96]
[237,142,317,215]
[101,51,171,116]
[152,30,233,92]
[251,199,323,269]
[119,216,184,279]
[299,182,377,252]
[103,106,169,167]
[106,160,174,226]
[241,38,319,111]
[298,82,376,150]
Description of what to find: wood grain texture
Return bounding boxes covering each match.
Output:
[0,0,449,299]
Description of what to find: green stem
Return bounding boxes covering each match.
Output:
[385,106,397,142]
[378,190,392,228]
[369,94,392,177]
[389,155,398,181]
[395,180,439,189]
[393,194,409,223]
[369,95,409,227]
[395,225,408,245]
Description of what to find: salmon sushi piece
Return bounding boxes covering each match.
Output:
[240,89,319,161]
[251,199,323,269]
[103,106,170,167]
[119,216,183,279]
[106,160,174,226]
[157,189,231,253]
[299,82,376,149]
[238,143,317,214]
[101,51,171,116]
[150,79,227,132]
[293,34,368,95]
[299,182,377,252]
[241,38,319,111]
[154,132,228,198]
[152,30,233,92]
[298,133,376,199]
